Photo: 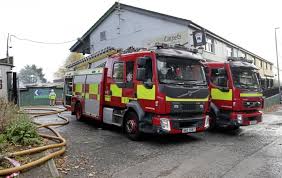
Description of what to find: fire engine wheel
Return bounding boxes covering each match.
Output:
[208,111,217,131]
[124,112,141,141]
[231,125,240,130]
[75,103,83,121]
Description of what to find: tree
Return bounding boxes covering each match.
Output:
[18,64,47,84]
[54,52,84,79]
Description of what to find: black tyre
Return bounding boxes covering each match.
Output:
[208,111,217,131]
[124,112,142,141]
[75,103,83,121]
[231,125,240,130]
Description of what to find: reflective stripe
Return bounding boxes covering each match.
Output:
[240,93,263,97]
[211,88,232,101]
[110,84,122,97]
[97,94,100,101]
[85,93,89,99]
[75,84,83,93]
[89,84,99,94]
[137,85,155,100]
[166,96,208,102]
[121,97,130,104]
[105,95,111,101]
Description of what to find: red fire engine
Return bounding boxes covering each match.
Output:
[64,45,210,140]
[206,57,263,130]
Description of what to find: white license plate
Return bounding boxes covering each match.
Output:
[182,127,196,133]
[250,120,257,125]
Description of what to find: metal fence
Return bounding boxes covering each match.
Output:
[263,87,281,98]
[19,87,63,106]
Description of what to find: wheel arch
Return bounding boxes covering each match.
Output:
[210,102,219,118]
[125,101,145,121]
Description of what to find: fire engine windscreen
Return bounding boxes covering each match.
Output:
[157,56,206,85]
[231,68,260,89]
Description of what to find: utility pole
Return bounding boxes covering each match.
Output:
[6,33,10,62]
[275,27,281,98]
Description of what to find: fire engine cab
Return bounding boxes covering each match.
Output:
[206,57,263,130]
[64,45,210,140]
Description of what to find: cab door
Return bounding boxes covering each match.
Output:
[107,61,126,106]
[135,56,156,112]
[121,61,136,104]
[209,66,233,110]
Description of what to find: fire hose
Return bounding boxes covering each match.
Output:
[0,107,69,176]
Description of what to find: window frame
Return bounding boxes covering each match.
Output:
[112,61,125,83]
[205,37,215,53]
[210,67,229,88]
[226,46,233,57]
[0,79,2,89]
[100,31,107,41]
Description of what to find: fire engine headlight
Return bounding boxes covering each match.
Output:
[160,118,171,131]
[204,115,210,128]
[237,114,243,124]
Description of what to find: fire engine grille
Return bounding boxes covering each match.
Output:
[170,102,204,113]
[182,104,197,110]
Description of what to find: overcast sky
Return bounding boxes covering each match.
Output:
[0,0,282,81]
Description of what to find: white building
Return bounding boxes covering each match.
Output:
[0,57,14,101]
[70,2,274,89]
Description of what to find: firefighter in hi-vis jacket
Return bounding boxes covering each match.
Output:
[49,89,56,106]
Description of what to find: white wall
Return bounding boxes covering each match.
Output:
[89,9,188,53]
[0,65,11,101]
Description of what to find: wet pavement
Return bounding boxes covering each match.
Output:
[34,107,282,178]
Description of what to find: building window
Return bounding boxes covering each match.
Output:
[0,80,2,89]
[226,46,233,57]
[260,61,263,68]
[266,63,268,70]
[240,52,246,58]
[270,65,272,70]
[100,31,107,41]
[254,59,256,65]
[205,37,215,53]
[112,62,124,82]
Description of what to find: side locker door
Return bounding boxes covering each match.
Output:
[73,74,86,110]
[84,69,104,119]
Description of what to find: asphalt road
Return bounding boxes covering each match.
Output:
[35,108,282,178]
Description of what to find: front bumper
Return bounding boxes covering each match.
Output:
[230,111,263,126]
[143,115,209,134]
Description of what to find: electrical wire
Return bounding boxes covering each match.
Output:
[10,35,77,45]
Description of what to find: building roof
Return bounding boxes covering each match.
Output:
[70,2,273,65]
[0,57,14,67]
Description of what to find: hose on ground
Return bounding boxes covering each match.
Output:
[0,107,69,176]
